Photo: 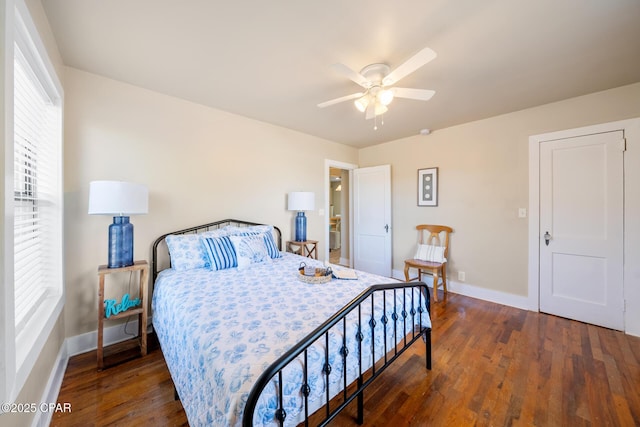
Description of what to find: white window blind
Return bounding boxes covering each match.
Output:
[13,43,62,335]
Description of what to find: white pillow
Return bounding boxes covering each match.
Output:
[414,244,446,263]
[166,234,211,270]
[229,234,271,270]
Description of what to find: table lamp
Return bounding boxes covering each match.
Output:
[88,181,148,268]
[288,192,315,242]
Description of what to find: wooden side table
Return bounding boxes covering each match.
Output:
[286,240,318,259]
[97,260,149,370]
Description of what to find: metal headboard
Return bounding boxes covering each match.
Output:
[151,218,282,283]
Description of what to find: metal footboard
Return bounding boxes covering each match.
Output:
[242,282,432,427]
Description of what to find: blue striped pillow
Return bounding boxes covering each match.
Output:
[201,236,238,271]
[261,232,282,259]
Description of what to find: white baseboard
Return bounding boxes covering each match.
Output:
[65,318,152,358]
[391,269,530,310]
[446,280,531,310]
[32,341,68,427]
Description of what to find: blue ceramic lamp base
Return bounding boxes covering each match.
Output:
[294,211,307,242]
[108,216,134,268]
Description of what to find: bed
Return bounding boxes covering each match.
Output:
[151,219,432,426]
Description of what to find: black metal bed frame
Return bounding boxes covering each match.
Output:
[151,219,432,426]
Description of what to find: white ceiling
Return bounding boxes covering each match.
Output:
[41,0,640,148]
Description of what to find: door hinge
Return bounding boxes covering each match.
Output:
[619,138,627,152]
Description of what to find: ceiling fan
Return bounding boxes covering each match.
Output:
[318,47,437,127]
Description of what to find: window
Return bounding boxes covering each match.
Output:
[1,0,64,403]
[13,42,62,334]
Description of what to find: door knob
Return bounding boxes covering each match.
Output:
[384,224,389,233]
[544,231,551,246]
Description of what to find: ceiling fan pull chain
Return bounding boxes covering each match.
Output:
[374,112,384,130]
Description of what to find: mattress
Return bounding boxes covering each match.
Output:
[152,252,430,426]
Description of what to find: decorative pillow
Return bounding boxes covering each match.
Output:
[261,232,281,259]
[226,225,282,259]
[165,229,231,271]
[414,244,447,263]
[229,234,271,270]
[166,234,211,271]
[226,225,268,234]
[201,236,237,271]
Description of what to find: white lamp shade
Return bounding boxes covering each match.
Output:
[288,192,315,211]
[88,181,149,215]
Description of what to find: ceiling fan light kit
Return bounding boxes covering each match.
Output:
[354,96,369,112]
[318,47,437,129]
[378,88,394,106]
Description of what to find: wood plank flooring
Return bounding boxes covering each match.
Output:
[52,292,640,426]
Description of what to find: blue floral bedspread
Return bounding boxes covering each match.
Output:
[152,252,431,426]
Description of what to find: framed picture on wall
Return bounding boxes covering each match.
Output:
[417,167,438,206]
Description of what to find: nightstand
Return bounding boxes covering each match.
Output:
[286,240,318,259]
[97,260,149,370]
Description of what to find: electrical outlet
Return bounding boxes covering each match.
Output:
[518,208,527,218]
[458,271,465,282]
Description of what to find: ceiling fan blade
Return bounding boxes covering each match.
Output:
[382,47,437,86]
[317,92,365,108]
[392,87,435,101]
[331,63,372,88]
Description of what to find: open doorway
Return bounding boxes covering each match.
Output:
[324,160,357,267]
[329,167,348,266]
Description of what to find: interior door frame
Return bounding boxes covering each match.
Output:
[324,159,358,267]
[527,119,636,314]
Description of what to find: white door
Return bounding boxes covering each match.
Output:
[539,131,624,330]
[353,165,392,276]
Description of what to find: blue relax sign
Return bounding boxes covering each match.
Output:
[104,293,141,318]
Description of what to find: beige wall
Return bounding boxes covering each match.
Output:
[63,67,358,338]
[359,82,640,330]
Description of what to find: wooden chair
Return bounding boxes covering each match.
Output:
[404,225,453,302]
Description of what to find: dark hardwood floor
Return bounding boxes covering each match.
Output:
[52,291,640,426]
